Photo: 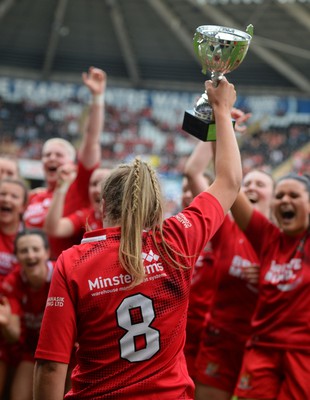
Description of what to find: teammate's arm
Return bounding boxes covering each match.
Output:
[78,66,106,169]
[43,164,76,237]
[0,296,21,343]
[231,190,254,231]
[206,78,242,215]
[33,360,68,400]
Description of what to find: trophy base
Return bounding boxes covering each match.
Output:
[182,110,216,141]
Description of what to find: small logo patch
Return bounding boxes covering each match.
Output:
[142,250,159,263]
[205,362,219,377]
[238,372,252,390]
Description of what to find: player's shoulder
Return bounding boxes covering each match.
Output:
[28,187,49,201]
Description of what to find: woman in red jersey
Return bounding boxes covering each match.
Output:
[0,229,53,400]
[0,178,28,398]
[33,77,242,400]
[183,109,253,384]
[44,167,112,238]
[183,139,274,400]
[0,179,28,282]
[232,173,310,400]
[23,66,106,260]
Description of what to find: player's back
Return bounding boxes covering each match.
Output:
[54,226,194,399]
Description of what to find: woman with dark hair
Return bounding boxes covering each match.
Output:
[0,229,53,400]
[0,178,28,398]
[183,138,274,400]
[232,173,310,399]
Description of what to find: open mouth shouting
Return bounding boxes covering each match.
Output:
[45,165,59,175]
[24,260,39,268]
[246,192,258,205]
[0,205,12,213]
[0,205,13,220]
[279,208,296,225]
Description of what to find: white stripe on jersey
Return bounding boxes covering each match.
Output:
[81,235,107,244]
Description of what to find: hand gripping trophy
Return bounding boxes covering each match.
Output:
[182,24,254,141]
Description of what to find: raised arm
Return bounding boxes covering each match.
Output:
[78,67,107,169]
[183,106,251,198]
[231,190,254,231]
[43,163,76,237]
[205,78,242,214]
[183,141,213,197]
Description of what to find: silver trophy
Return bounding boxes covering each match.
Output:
[182,24,253,141]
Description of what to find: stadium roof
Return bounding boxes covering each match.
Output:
[0,0,309,96]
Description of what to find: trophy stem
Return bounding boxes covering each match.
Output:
[211,72,223,87]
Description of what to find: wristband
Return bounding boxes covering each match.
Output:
[56,181,70,194]
[92,93,104,105]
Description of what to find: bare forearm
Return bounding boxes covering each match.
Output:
[184,141,213,196]
[79,98,104,169]
[184,141,213,178]
[231,190,253,231]
[206,78,242,214]
[213,108,242,193]
[87,97,104,140]
[79,67,106,169]
[34,361,68,400]
[44,189,67,235]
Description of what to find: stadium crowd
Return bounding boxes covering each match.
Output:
[0,83,309,178]
[0,68,309,400]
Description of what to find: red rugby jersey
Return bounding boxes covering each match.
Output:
[69,207,102,235]
[187,240,216,326]
[2,261,54,356]
[244,210,310,350]
[184,240,216,378]
[0,231,17,282]
[24,161,96,260]
[208,214,259,343]
[35,192,224,399]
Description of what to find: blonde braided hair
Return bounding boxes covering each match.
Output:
[131,157,141,214]
[101,157,190,288]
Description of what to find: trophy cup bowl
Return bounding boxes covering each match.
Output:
[182,25,253,141]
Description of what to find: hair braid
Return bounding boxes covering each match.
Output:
[101,157,196,289]
[131,158,141,214]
